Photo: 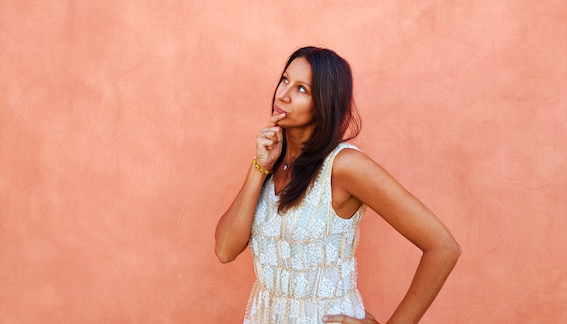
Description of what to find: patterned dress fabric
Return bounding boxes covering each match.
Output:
[244,142,366,324]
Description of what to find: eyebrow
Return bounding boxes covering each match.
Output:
[283,72,312,89]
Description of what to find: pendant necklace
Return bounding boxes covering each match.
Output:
[282,157,294,171]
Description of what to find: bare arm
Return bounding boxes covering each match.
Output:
[214,112,286,263]
[214,163,268,263]
[326,149,461,324]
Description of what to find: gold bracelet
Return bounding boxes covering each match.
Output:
[253,158,272,175]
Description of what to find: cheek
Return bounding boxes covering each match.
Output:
[306,99,315,115]
[303,101,316,121]
[308,107,316,122]
[296,95,312,108]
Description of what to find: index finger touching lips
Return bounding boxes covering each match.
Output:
[268,111,286,127]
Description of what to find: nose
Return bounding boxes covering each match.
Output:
[276,83,291,103]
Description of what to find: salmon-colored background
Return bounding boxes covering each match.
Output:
[1,1,566,323]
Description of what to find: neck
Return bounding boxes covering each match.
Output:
[284,125,314,159]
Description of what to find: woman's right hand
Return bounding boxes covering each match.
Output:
[255,111,286,171]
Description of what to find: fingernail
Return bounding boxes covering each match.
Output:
[322,316,328,321]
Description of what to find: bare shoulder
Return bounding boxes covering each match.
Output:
[334,147,371,165]
[333,147,389,180]
[332,146,403,205]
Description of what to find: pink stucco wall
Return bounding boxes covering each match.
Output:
[1,1,566,323]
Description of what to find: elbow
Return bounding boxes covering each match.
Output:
[215,244,237,264]
[455,241,462,257]
[445,239,462,265]
[216,252,236,264]
[427,236,461,265]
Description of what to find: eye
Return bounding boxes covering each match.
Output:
[281,76,289,84]
[298,86,306,93]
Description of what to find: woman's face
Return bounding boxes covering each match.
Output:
[273,57,316,130]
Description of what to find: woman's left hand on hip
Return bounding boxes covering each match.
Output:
[322,311,379,323]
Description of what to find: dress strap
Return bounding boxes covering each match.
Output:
[316,142,362,205]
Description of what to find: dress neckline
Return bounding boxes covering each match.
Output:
[269,176,280,200]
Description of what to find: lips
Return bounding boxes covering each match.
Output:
[274,105,287,114]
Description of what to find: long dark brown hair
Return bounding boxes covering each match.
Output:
[272,46,361,212]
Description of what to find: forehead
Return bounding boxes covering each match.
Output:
[285,57,312,84]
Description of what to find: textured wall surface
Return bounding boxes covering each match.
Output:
[1,1,566,323]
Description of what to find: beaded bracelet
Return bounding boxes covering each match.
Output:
[253,158,272,175]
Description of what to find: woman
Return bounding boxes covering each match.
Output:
[215,46,461,324]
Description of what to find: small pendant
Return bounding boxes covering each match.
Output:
[283,164,288,171]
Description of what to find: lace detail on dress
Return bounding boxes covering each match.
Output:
[245,142,366,324]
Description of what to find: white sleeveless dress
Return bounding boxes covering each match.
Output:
[244,142,366,324]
